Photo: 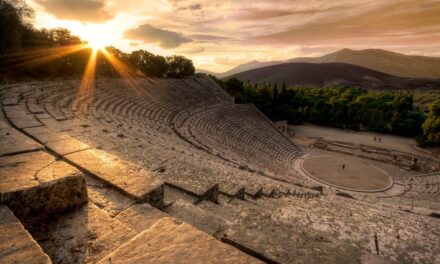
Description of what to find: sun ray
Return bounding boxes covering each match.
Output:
[77,48,98,101]
[0,44,88,74]
[100,48,146,94]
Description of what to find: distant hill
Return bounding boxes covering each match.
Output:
[228,62,440,90]
[206,49,440,79]
[213,60,284,79]
[289,49,440,79]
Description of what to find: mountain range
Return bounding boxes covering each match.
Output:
[200,49,440,79]
[228,62,440,90]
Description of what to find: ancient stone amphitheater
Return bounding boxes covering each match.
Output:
[0,75,438,263]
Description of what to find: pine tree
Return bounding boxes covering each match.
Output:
[272,83,279,103]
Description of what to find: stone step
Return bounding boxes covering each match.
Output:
[3,105,42,129]
[64,148,164,207]
[165,199,228,237]
[115,203,169,233]
[197,200,240,223]
[24,126,93,156]
[222,197,362,264]
[0,206,51,264]
[97,217,262,264]
[0,126,43,157]
[163,184,199,206]
[85,174,135,217]
[34,203,137,263]
[0,151,88,222]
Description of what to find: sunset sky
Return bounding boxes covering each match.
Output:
[26,0,440,72]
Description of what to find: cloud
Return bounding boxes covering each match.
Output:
[179,46,205,54]
[252,1,440,46]
[35,0,113,23]
[190,34,230,42]
[124,24,192,49]
[178,4,202,11]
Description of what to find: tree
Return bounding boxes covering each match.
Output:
[166,55,195,78]
[0,0,33,54]
[129,50,168,77]
[422,99,440,145]
[272,83,279,103]
[223,77,244,99]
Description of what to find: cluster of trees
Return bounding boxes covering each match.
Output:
[104,48,195,78]
[420,99,440,146]
[0,0,194,79]
[214,76,440,146]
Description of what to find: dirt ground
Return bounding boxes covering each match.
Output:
[303,155,393,191]
[289,124,439,160]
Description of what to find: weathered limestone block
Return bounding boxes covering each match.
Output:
[4,105,42,128]
[0,127,43,157]
[2,96,21,106]
[165,199,227,237]
[115,203,169,233]
[85,174,135,217]
[0,206,51,264]
[0,151,88,221]
[223,205,361,264]
[24,126,71,144]
[45,136,92,156]
[0,121,9,130]
[38,204,137,263]
[65,148,163,206]
[97,217,262,264]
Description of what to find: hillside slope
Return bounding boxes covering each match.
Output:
[208,49,440,79]
[229,62,440,90]
[289,49,440,79]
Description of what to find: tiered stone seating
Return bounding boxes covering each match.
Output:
[402,172,440,202]
[8,76,310,198]
[175,103,303,180]
[1,76,439,263]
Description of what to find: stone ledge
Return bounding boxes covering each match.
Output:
[64,148,163,207]
[0,206,51,264]
[97,217,262,264]
[37,204,137,263]
[0,127,44,157]
[115,203,169,233]
[0,151,88,221]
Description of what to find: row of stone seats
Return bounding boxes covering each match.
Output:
[0,114,258,263]
[1,77,314,204]
[402,172,440,202]
[176,103,303,180]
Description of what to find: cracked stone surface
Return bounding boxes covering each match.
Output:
[33,203,137,264]
[263,195,440,264]
[45,136,92,156]
[115,203,169,233]
[65,148,163,205]
[0,127,43,157]
[0,206,51,264]
[3,105,42,129]
[24,126,72,144]
[165,199,227,237]
[85,175,135,217]
[224,199,362,264]
[97,217,262,264]
[0,151,88,221]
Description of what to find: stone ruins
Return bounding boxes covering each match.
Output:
[0,74,438,263]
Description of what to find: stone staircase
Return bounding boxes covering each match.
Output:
[0,119,260,263]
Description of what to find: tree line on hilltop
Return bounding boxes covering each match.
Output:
[0,0,195,80]
[213,76,440,147]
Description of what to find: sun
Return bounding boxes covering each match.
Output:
[86,36,108,51]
